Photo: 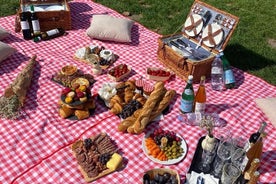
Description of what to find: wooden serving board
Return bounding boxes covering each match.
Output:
[71,134,122,182]
[73,55,113,70]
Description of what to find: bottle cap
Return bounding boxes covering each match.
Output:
[33,36,41,42]
[201,75,206,80]
[188,75,193,80]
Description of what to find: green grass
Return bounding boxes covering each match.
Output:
[1,0,275,85]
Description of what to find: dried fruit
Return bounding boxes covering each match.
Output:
[65,96,73,103]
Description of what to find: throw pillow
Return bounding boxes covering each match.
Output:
[0,41,16,62]
[0,27,9,40]
[86,15,134,43]
[255,97,276,127]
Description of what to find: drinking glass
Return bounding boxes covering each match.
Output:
[212,136,235,177]
[198,140,218,172]
[221,163,241,184]
[231,137,247,171]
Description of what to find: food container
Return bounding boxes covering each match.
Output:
[146,67,172,82]
[157,0,239,82]
[107,64,131,82]
[143,168,181,184]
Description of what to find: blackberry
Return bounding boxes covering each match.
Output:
[120,100,142,119]
[99,153,112,165]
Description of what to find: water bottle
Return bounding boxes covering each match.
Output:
[211,54,224,91]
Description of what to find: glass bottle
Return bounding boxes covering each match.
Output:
[30,5,40,36]
[211,54,224,91]
[180,75,194,114]
[249,122,267,145]
[194,75,206,113]
[221,52,235,89]
[244,135,264,173]
[33,28,65,42]
[20,7,32,40]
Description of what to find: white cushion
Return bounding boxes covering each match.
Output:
[0,41,16,62]
[86,15,134,42]
[0,26,9,40]
[255,97,276,127]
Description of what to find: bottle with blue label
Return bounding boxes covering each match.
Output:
[221,51,235,89]
[180,75,194,113]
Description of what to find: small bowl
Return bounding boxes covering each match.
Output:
[146,67,171,81]
[71,77,90,88]
[108,64,132,82]
[143,168,180,184]
[61,65,78,76]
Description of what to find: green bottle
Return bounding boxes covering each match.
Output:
[221,52,235,89]
[180,75,194,113]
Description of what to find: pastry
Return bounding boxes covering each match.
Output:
[61,65,78,76]
[110,102,123,115]
[133,82,166,134]
[125,80,136,91]
[109,95,123,107]
[59,105,74,118]
[84,98,96,110]
[124,88,134,104]
[75,109,90,120]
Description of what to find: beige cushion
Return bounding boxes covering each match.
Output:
[255,97,276,127]
[0,41,16,62]
[0,27,9,40]
[86,15,134,42]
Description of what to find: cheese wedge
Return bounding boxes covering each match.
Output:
[106,153,123,171]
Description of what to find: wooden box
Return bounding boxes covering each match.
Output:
[19,0,71,32]
[157,0,239,82]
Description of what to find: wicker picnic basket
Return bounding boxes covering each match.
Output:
[157,0,239,82]
[19,0,71,32]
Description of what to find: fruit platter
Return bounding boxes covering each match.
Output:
[73,45,117,69]
[58,84,96,120]
[143,168,180,184]
[146,67,172,82]
[107,64,132,82]
[71,133,123,182]
[52,65,95,88]
[142,128,187,165]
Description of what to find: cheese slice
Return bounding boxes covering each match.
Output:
[106,153,123,171]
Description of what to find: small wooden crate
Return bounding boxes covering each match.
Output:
[157,0,239,82]
[19,0,71,32]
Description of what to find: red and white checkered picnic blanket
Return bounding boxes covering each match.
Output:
[0,0,276,183]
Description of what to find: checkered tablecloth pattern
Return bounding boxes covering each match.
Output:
[0,0,276,183]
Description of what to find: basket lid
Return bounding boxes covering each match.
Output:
[21,0,64,4]
[182,0,239,52]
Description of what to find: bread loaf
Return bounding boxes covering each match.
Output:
[133,82,166,134]
[149,89,176,121]
[118,109,142,132]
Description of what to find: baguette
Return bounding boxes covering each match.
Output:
[133,82,166,134]
[118,109,142,132]
[149,89,176,121]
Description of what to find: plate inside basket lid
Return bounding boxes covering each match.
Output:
[201,23,224,48]
[184,14,203,37]
[45,5,65,11]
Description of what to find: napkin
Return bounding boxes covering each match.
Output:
[98,83,117,107]
[186,171,219,184]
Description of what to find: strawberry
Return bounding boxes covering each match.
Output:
[77,91,85,98]
[62,87,71,95]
